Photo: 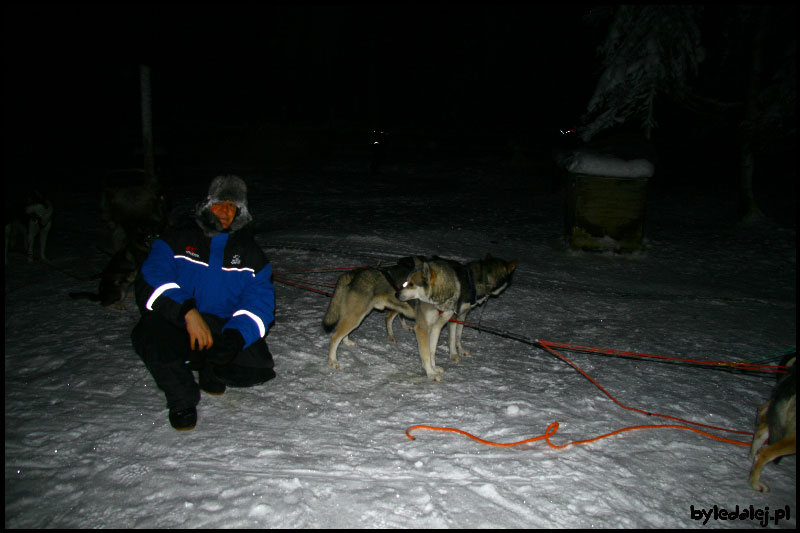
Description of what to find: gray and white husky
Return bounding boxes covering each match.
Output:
[396,255,516,381]
[323,256,425,371]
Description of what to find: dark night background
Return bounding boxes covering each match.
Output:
[3,4,796,225]
[3,8,797,525]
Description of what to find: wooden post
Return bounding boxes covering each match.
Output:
[140,64,155,181]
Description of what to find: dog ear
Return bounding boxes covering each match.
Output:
[422,262,431,280]
[422,262,438,284]
[507,260,517,272]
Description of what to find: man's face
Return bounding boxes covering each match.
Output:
[209,201,237,229]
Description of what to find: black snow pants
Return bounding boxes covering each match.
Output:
[131,311,275,411]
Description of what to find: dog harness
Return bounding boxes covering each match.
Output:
[379,267,402,292]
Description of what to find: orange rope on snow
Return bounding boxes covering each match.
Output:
[448,320,790,376]
[405,338,756,450]
[405,421,752,449]
[406,423,558,448]
[535,339,754,436]
[536,339,790,375]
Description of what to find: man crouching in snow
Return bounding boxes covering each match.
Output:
[131,175,276,430]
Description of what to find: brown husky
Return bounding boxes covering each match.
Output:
[748,352,796,492]
[324,256,425,371]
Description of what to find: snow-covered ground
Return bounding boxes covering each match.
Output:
[5,157,796,528]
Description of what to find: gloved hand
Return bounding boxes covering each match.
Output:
[208,329,245,365]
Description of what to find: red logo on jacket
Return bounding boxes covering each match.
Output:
[185,246,199,258]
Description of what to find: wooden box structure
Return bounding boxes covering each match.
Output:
[558,151,654,253]
[566,173,649,253]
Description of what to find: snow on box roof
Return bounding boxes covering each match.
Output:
[563,150,655,178]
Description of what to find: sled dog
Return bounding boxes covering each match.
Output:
[748,352,796,492]
[69,233,156,307]
[396,254,517,381]
[323,254,516,380]
[4,189,53,265]
[101,168,165,254]
[442,254,517,362]
[324,256,426,370]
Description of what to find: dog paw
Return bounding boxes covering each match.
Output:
[328,360,340,370]
[425,368,444,381]
[749,471,770,492]
[343,336,356,347]
[451,348,470,361]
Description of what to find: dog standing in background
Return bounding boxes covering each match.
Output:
[68,168,165,306]
[4,189,53,265]
[100,168,165,255]
[69,232,156,307]
[68,169,165,307]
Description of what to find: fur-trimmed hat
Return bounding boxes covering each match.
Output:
[207,175,248,207]
[195,174,253,235]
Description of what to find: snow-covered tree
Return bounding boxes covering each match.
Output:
[580,5,703,142]
[736,5,796,222]
[581,5,796,223]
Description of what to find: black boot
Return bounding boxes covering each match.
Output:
[199,366,226,395]
[169,406,197,430]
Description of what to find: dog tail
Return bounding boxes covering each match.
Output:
[323,271,356,331]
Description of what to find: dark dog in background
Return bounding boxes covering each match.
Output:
[5,188,53,265]
[70,169,165,307]
[70,233,156,307]
[101,169,166,255]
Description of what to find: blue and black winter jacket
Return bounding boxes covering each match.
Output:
[135,224,275,348]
